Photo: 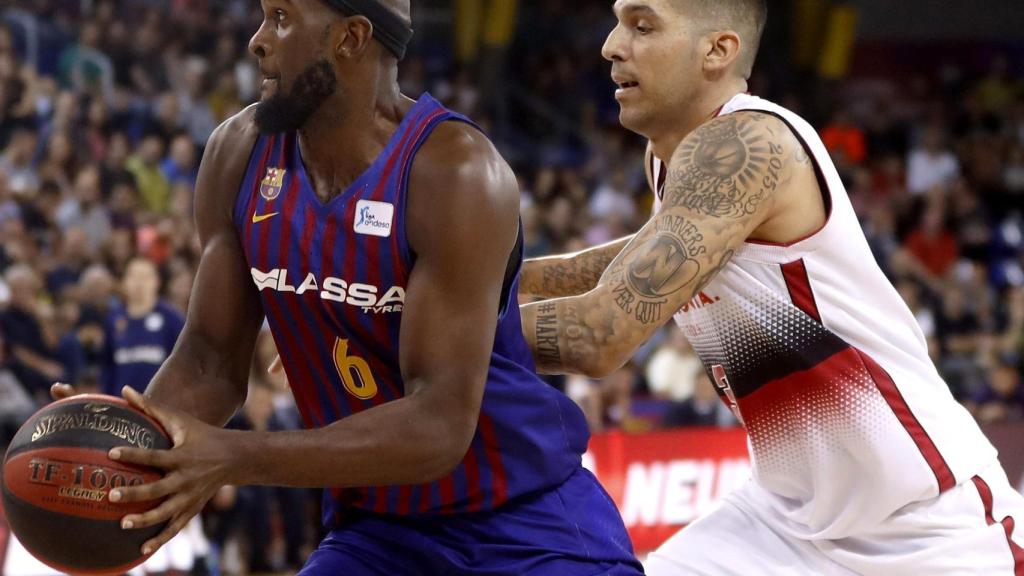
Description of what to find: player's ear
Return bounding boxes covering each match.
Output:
[335,15,373,58]
[703,30,741,75]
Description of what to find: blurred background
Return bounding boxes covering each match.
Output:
[0,0,1022,573]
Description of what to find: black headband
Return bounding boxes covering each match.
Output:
[324,0,413,60]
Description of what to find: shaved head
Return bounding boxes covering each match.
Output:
[675,0,766,78]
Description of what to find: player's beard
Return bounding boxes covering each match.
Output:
[254,58,338,134]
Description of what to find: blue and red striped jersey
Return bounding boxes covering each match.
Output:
[232,94,589,524]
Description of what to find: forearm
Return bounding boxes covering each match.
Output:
[522,225,735,377]
[522,288,640,377]
[227,391,470,488]
[145,333,250,427]
[519,235,634,298]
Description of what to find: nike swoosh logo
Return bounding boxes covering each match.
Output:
[251,212,279,224]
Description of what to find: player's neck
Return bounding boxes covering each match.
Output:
[297,75,410,202]
[649,79,747,165]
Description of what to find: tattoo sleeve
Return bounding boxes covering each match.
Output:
[519,235,634,298]
[523,113,797,375]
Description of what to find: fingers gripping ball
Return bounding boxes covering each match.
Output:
[2,394,171,575]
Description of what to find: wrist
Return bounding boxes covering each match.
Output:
[219,428,261,486]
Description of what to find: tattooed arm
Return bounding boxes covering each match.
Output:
[519,236,634,298]
[522,112,808,376]
[519,144,665,299]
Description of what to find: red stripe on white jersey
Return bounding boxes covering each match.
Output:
[972,475,1024,576]
[780,259,821,323]
[857,350,956,492]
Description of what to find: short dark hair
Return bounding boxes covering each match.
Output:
[683,0,767,79]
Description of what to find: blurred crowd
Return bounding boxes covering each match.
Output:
[0,0,1023,572]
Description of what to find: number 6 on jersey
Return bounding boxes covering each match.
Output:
[334,338,378,400]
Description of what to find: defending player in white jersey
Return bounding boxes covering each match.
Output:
[518,0,1024,574]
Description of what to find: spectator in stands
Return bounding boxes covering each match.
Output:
[56,164,112,254]
[76,264,116,379]
[864,98,908,158]
[126,134,171,214]
[57,20,114,100]
[52,298,86,388]
[822,108,867,166]
[161,133,198,188]
[0,330,34,446]
[663,370,738,429]
[37,129,76,191]
[0,25,35,141]
[178,57,217,146]
[935,284,986,399]
[646,328,703,407]
[101,257,183,395]
[0,264,63,402]
[906,124,960,195]
[904,202,959,279]
[973,55,1019,115]
[0,127,39,194]
[967,355,1024,424]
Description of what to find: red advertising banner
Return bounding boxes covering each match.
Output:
[585,428,750,553]
[588,424,1024,554]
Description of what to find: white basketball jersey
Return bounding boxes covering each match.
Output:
[650,93,997,540]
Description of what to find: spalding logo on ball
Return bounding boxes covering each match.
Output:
[2,394,171,575]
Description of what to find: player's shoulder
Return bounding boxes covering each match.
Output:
[703,109,794,139]
[194,105,261,237]
[405,118,519,254]
[204,104,260,165]
[686,110,805,173]
[412,120,517,206]
[415,121,505,174]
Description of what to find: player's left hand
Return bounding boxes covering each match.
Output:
[107,386,237,556]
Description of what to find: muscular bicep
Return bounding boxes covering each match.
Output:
[399,127,520,431]
[527,112,800,375]
[146,110,262,415]
[186,113,263,366]
[181,231,264,362]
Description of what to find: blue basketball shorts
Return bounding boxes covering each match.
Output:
[298,467,644,575]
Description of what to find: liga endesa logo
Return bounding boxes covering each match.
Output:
[354,200,394,237]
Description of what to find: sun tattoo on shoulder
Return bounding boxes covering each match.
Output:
[668,116,776,219]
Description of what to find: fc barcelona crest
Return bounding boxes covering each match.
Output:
[260,167,286,201]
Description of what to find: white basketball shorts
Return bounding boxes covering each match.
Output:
[646,460,1024,575]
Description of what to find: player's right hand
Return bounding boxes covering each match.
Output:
[50,382,78,401]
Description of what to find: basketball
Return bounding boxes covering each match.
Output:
[1,395,172,575]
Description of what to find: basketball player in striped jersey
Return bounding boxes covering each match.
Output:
[519,0,1024,573]
[47,0,642,573]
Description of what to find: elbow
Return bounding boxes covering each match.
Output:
[582,354,629,379]
[420,414,477,483]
